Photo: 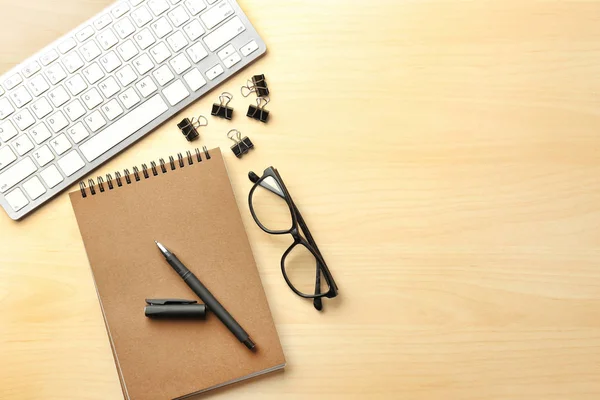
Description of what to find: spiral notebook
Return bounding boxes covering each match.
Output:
[69,147,285,400]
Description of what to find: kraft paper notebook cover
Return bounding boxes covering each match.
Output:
[69,147,285,400]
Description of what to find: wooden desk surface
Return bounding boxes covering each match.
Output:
[2,0,600,399]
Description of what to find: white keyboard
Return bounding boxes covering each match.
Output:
[0,0,266,220]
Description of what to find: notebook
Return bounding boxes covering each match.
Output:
[69,147,285,400]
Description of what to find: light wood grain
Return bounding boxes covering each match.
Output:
[2,0,600,399]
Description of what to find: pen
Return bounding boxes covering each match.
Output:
[154,241,256,351]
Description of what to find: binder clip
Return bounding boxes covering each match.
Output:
[241,74,269,98]
[247,96,270,123]
[211,92,234,120]
[177,115,207,142]
[228,129,254,158]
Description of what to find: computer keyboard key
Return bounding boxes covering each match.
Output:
[223,53,241,68]
[45,63,68,85]
[80,41,102,62]
[48,86,70,107]
[40,50,59,66]
[63,53,85,73]
[203,16,246,52]
[100,51,123,73]
[201,2,233,30]
[117,40,139,61]
[14,109,36,130]
[76,26,95,42]
[58,38,77,54]
[32,145,54,167]
[134,29,156,50]
[116,65,138,86]
[65,99,87,121]
[112,3,131,18]
[31,99,52,120]
[183,68,206,91]
[170,54,191,74]
[22,61,41,78]
[185,0,206,16]
[47,111,69,133]
[0,98,16,120]
[206,0,218,4]
[130,0,145,6]
[83,63,105,85]
[40,165,63,188]
[205,64,224,80]
[57,150,85,176]
[150,42,172,63]
[79,95,168,162]
[153,65,175,86]
[148,0,170,16]
[119,88,141,109]
[14,134,34,156]
[85,110,107,132]
[133,54,154,74]
[187,43,208,64]
[82,88,104,109]
[0,146,17,170]
[94,14,113,31]
[0,87,4,96]
[30,123,52,144]
[10,87,33,108]
[102,99,124,121]
[50,134,73,155]
[183,20,204,41]
[27,75,50,96]
[168,6,189,27]
[163,80,189,106]
[0,120,18,141]
[66,122,90,144]
[96,29,119,51]
[217,44,234,59]
[114,18,136,39]
[66,75,88,96]
[132,6,153,27]
[136,77,157,97]
[0,157,37,192]
[99,76,121,98]
[4,74,23,90]
[23,176,46,200]
[166,31,188,52]
[152,17,173,38]
[5,188,29,211]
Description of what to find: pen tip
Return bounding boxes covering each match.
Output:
[154,241,168,254]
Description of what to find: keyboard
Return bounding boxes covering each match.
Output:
[0,0,266,220]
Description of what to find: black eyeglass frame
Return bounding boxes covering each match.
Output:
[248,167,338,309]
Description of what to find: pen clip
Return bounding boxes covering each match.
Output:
[145,299,198,305]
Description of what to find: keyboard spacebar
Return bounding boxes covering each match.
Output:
[80,95,169,162]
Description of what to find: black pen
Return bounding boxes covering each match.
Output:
[154,241,256,351]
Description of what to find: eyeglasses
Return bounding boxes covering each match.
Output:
[248,167,338,311]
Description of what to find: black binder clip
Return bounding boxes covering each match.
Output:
[241,74,269,98]
[228,129,254,158]
[211,92,234,120]
[247,96,270,123]
[177,115,207,142]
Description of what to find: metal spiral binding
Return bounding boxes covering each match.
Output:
[97,176,105,192]
[132,166,140,182]
[123,169,132,184]
[78,147,211,198]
